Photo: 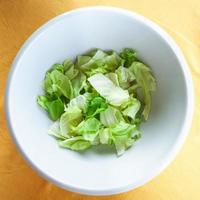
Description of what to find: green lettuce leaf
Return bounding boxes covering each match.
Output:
[63,59,79,80]
[75,118,102,142]
[128,83,139,94]
[43,72,54,96]
[115,66,135,89]
[63,59,73,71]
[88,73,129,106]
[129,62,156,120]
[110,121,136,155]
[49,70,73,99]
[48,121,68,140]
[45,98,65,121]
[69,95,87,113]
[100,106,124,127]
[60,106,82,133]
[79,50,107,72]
[37,95,48,110]
[59,136,91,151]
[119,48,138,67]
[51,63,64,73]
[76,55,91,67]
[106,72,119,86]
[103,51,123,71]
[86,96,107,117]
[37,96,64,121]
[77,50,122,76]
[122,98,141,120]
[71,72,87,97]
[99,128,111,144]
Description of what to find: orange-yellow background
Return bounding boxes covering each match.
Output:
[0,0,200,199]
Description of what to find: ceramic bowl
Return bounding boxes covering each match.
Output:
[5,7,194,195]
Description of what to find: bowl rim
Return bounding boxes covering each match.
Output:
[5,6,194,195]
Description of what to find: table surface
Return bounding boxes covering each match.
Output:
[0,0,200,199]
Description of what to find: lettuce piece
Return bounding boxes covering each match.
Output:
[37,95,48,110]
[65,65,79,80]
[115,66,135,89]
[131,129,142,141]
[69,95,87,113]
[104,51,123,71]
[86,49,106,57]
[110,121,136,155]
[79,50,107,71]
[110,121,136,137]
[71,72,87,97]
[63,59,74,71]
[114,136,133,156]
[100,106,124,127]
[51,63,64,73]
[63,59,79,80]
[60,106,82,133]
[37,96,64,121]
[76,55,91,67]
[119,48,138,67]
[48,121,68,140]
[77,50,122,76]
[49,70,73,99]
[44,69,73,99]
[122,98,141,120]
[106,72,119,86]
[59,113,70,137]
[47,99,64,121]
[75,118,102,142]
[128,83,139,94]
[86,96,107,117]
[129,62,156,120]
[59,136,91,151]
[99,128,111,144]
[43,72,54,96]
[45,98,64,121]
[88,73,129,106]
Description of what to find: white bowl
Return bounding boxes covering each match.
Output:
[5,7,194,195]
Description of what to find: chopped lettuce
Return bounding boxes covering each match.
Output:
[106,72,119,86]
[100,106,124,127]
[37,48,156,156]
[129,61,156,120]
[99,128,111,144]
[48,121,68,140]
[51,63,64,73]
[50,70,73,99]
[86,96,107,117]
[77,49,122,76]
[122,98,141,120]
[110,121,136,156]
[59,136,91,151]
[119,48,138,67]
[79,50,107,74]
[71,72,86,97]
[69,95,87,113]
[37,96,64,121]
[75,118,102,142]
[63,59,79,80]
[60,106,82,132]
[115,66,135,89]
[43,69,73,99]
[88,73,129,106]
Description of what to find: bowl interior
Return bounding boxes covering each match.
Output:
[6,8,189,194]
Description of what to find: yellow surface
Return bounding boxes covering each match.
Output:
[0,0,200,199]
